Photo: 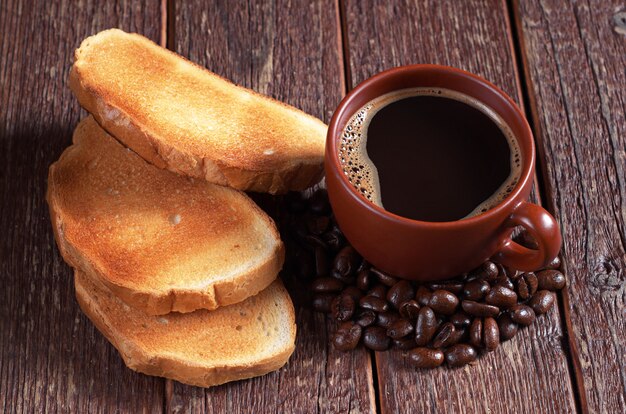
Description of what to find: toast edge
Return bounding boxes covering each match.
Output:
[69,32,325,194]
[75,271,297,387]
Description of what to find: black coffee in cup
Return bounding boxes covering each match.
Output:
[339,88,521,222]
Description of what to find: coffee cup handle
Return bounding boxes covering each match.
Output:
[493,202,562,271]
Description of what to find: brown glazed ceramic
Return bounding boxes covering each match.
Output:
[325,65,562,281]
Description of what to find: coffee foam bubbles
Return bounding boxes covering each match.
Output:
[339,87,522,220]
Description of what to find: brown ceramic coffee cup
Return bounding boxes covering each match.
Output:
[325,65,561,281]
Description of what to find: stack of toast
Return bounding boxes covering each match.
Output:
[47,29,327,387]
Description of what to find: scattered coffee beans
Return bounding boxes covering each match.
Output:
[463,280,491,301]
[333,322,362,351]
[399,300,421,320]
[528,290,556,315]
[497,314,518,341]
[483,317,499,352]
[484,285,518,308]
[461,300,500,317]
[515,272,538,300]
[415,306,438,346]
[429,290,460,315]
[537,270,566,291]
[510,305,536,326]
[284,189,566,370]
[432,322,457,348]
[363,326,391,351]
[445,344,478,367]
[387,280,415,309]
[332,294,355,322]
[409,348,445,368]
[387,318,414,339]
[311,277,343,293]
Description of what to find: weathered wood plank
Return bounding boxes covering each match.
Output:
[0,1,165,412]
[343,0,577,412]
[514,0,626,412]
[169,2,375,413]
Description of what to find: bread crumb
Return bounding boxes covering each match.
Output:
[169,214,181,225]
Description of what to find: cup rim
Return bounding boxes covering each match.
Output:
[326,64,535,228]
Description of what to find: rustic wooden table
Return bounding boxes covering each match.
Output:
[1,1,624,413]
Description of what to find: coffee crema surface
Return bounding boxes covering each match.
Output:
[339,87,522,222]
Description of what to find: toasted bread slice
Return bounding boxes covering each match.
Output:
[74,269,296,387]
[69,28,327,194]
[48,117,284,315]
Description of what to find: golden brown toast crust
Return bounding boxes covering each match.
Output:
[48,117,284,315]
[75,270,296,387]
[70,29,327,194]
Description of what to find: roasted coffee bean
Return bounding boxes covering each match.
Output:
[307,215,330,235]
[516,272,538,300]
[415,306,438,346]
[503,264,520,279]
[510,304,535,326]
[342,286,364,302]
[333,322,362,351]
[483,317,499,352]
[462,280,491,301]
[311,277,343,293]
[415,286,432,307]
[449,311,472,329]
[461,300,500,317]
[367,284,388,299]
[447,327,467,346]
[314,247,329,277]
[537,270,566,291]
[356,260,370,273]
[332,294,355,322]
[363,326,391,351]
[544,255,561,270]
[429,290,460,315]
[355,309,376,327]
[323,228,345,251]
[445,344,477,367]
[312,294,335,313]
[359,295,389,312]
[469,318,483,348]
[309,189,330,215]
[331,246,359,282]
[495,263,508,278]
[492,275,515,291]
[432,322,456,348]
[399,300,421,320]
[484,285,518,308]
[376,311,400,329]
[387,318,414,339]
[497,314,518,341]
[371,268,398,287]
[387,280,415,309]
[409,348,445,369]
[428,280,464,295]
[304,234,328,250]
[528,290,555,315]
[393,337,417,350]
[471,261,499,281]
[356,269,372,291]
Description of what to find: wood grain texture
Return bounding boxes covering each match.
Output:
[0,1,165,412]
[514,0,626,412]
[343,0,577,412]
[170,2,375,413]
